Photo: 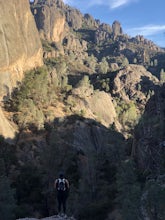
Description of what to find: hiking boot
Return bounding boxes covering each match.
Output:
[57,213,62,217]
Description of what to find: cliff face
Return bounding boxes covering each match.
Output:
[32,3,66,42]
[0,0,43,139]
[134,84,165,175]
[112,64,158,103]
[0,0,43,98]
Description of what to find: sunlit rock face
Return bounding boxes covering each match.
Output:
[0,0,43,98]
[0,0,43,139]
[31,0,66,43]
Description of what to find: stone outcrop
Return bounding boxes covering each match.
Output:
[99,23,112,33]
[112,64,159,103]
[0,0,43,139]
[134,84,165,174]
[63,34,87,53]
[0,108,16,140]
[32,3,66,42]
[83,13,100,28]
[112,20,123,36]
[133,35,163,52]
[65,6,83,30]
[94,23,112,44]
[31,0,83,43]
[31,0,87,57]
[68,82,117,127]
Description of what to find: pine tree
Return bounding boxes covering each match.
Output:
[98,57,109,74]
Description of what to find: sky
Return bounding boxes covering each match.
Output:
[63,0,165,48]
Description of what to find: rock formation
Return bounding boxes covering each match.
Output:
[0,0,43,96]
[32,2,66,42]
[0,108,16,141]
[83,13,100,28]
[134,84,165,174]
[69,86,117,127]
[0,0,43,138]
[112,20,123,36]
[94,23,112,44]
[112,64,158,103]
[65,6,83,30]
[31,0,87,57]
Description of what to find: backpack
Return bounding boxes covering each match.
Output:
[57,178,66,191]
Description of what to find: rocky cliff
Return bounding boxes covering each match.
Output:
[0,0,43,97]
[31,0,88,58]
[112,64,158,102]
[31,1,66,43]
[30,0,164,68]
[134,84,165,175]
[0,0,43,139]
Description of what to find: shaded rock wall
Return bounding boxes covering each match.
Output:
[134,84,165,175]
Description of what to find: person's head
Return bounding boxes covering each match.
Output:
[59,172,64,179]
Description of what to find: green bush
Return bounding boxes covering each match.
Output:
[116,99,138,127]
[41,40,53,52]
[97,57,109,74]
[7,67,52,128]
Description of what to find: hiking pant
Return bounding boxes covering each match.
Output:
[57,191,67,213]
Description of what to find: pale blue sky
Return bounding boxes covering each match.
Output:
[63,0,165,48]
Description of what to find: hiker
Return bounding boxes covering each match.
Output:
[54,173,69,215]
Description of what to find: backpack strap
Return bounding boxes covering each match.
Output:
[55,178,69,190]
[58,178,66,191]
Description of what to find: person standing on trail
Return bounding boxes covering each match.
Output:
[54,173,69,216]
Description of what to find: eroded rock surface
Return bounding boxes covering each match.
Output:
[0,0,43,97]
[0,0,43,138]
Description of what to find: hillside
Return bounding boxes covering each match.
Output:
[31,0,165,79]
[0,0,164,220]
